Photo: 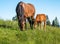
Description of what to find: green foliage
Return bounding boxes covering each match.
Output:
[0,19,5,25]
[52,17,59,27]
[46,15,51,26]
[12,16,17,21]
[46,20,51,26]
[0,19,60,44]
[0,19,19,30]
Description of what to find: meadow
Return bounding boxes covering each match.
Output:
[0,19,60,44]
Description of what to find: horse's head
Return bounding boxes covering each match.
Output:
[33,19,37,28]
[18,16,25,30]
[16,1,26,30]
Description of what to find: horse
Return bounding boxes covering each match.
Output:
[16,1,35,31]
[34,14,46,30]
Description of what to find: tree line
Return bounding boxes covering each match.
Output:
[46,15,60,27]
[12,15,60,27]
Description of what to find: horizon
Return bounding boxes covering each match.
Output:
[0,0,60,24]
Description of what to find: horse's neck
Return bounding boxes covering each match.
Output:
[22,3,27,9]
[23,4,25,8]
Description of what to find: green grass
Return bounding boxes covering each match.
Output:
[0,20,60,44]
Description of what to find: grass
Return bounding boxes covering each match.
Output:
[0,20,60,44]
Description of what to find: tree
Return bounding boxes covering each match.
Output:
[12,15,17,21]
[46,15,51,26]
[52,17,59,27]
[52,20,55,26]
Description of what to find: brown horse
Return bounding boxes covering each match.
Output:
[34,14,46,30]
[16,1,35,31]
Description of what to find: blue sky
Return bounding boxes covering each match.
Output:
[0,0,60,24]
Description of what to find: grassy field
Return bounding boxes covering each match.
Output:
[0,20,60,44]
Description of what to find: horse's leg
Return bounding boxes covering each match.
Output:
[29,17,33,29]
[27,17,32,29]
[40,22,41,30]
[44,21,46,31]
[25,19,27,30]
[37,22,39,27]
[37,22,40,30]
[31,16,35,29]
[30,17,34,29]
[34,21,37,29]
[27,18,30,29]
[23,21,25,31]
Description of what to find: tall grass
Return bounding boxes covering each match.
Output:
[0,19,60,44]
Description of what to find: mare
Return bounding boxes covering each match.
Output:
[16,1,35,31]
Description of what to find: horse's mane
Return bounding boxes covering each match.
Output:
[27,3,34,6]
[16,1,24,12]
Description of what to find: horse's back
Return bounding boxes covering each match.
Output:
[24,3,35,17]
[36,14,46,22]
[28,3,35,13]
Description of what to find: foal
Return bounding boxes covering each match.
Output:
[34,14,46,30]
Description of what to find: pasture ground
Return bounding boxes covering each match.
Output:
[0,20,60,44]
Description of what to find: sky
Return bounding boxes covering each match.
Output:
[0,0,60,24]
